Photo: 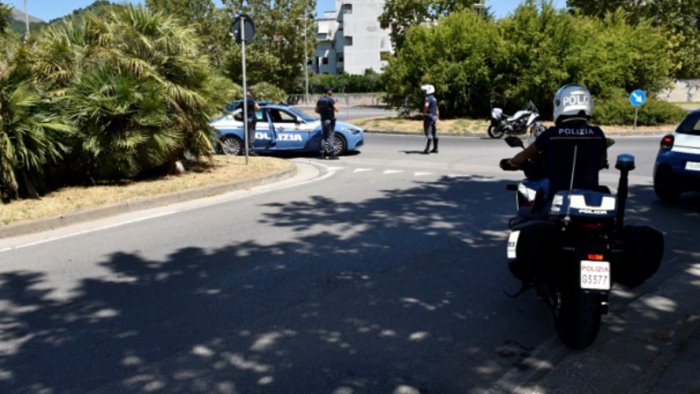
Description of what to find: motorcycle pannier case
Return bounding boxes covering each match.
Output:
[615,225,664,288]
[510,220,560,277]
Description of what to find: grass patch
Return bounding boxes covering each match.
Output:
[353,116,676,135]
[0,156,292,226]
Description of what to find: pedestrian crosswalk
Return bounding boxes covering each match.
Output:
[321,164,475,179]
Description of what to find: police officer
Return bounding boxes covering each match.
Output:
[500,84,608,196]
[500,84,608,283]
[421,84,439,154]
[243,89,261,156]
[315,86,339,160]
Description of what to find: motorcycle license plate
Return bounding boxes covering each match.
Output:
[580,260,611,290]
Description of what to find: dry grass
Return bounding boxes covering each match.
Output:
[353,116,489,135]
[0,156,293,226]
[352,116,676,135]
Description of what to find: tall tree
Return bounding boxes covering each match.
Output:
[220,0,316,93]
[0,1,10,34]
[379,0,479,50]
[145,0,229,67]
[567,0,700,78]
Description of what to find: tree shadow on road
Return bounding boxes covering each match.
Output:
[0,177,697,393]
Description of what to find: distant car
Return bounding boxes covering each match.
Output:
[653,109,700,201]
[210,104,365,156]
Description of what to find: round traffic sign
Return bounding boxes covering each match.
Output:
[630,89,646,107]
[232,14,255,44]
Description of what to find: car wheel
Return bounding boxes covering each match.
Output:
[653,167,681,202]
[332,134,347,156]
[220,135,243,156]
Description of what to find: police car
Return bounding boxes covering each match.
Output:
[210,104,364,156]
[653,109,700,201]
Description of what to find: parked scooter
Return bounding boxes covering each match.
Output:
[489,101,545,139]
[501,136,664,349]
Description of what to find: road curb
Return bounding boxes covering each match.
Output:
[0,165,298,239]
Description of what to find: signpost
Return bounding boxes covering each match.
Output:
[629,89,646,129]
[232,14,255,163]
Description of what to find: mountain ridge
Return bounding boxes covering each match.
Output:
[10,6,44,24]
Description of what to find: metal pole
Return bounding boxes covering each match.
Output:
[241,14,249,164]
[304,15,309,105]
[23,0,29,42]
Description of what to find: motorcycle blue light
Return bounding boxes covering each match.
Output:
[615,154,636,171]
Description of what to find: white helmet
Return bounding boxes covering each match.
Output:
[421,84,435,95]
[553,84,593,124]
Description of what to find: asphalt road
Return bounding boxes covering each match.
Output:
[0,134,698,393]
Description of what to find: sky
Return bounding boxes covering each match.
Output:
[5,0,567,23]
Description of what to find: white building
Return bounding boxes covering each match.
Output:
[314,0,393,75]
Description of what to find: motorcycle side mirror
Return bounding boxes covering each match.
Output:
[606,138,615,148]
[615,154,635,171]
[505,136,524,149]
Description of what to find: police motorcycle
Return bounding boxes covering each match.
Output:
[501,136,664,349]
[488,101,545,139]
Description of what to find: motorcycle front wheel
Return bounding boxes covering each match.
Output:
[488,124,505,139]
[552,284,601,349]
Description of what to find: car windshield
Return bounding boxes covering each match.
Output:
[676,112,700,135]
[283,106,317,122]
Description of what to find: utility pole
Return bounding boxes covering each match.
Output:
[23,0,29,42]
[472,0,485,18]
[303,13,310,105]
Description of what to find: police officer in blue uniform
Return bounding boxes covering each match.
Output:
[500,84,609,282]
[500,84,608,196]
[421,84,439,154]
[315,86,340,160]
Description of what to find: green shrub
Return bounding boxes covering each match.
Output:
[595,94,687,125]
[250,82,287,103]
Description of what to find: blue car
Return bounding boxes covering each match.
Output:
[210,104,364,156]
[653,109,700,201]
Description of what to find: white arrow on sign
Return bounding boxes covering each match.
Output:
[631,91,643,104]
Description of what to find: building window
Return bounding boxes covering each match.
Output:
[322,57,329,65]
[344,36,353,46]
[342,4,352,13]
[337,55,344,63]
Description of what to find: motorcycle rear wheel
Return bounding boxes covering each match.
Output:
[553,284,601,349]
[488,125,505,139]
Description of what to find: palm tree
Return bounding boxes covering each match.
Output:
[97,4,232,166]
[30,3,232,181]
[0,47,72,200]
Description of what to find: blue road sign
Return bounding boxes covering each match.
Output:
[630,89,646,107]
